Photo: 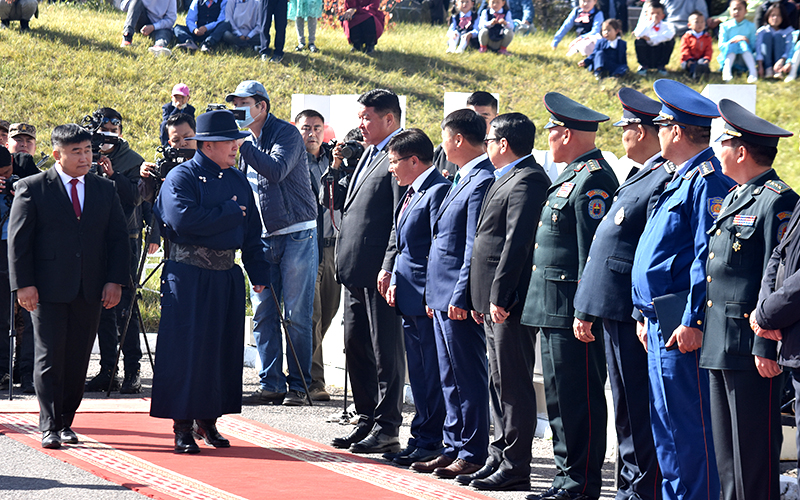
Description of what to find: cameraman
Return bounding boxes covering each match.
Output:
[0,147,15,390]
[84,108,145,395]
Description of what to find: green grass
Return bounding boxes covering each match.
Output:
[2,3,798,181]
[3,4,800,331]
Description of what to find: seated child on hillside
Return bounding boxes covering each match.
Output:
[159,83,196,146]
[478,0,514,54]
[680,10,713,78]
[634,0,676,75]
[447,0,480,52]
[781,29,800,81]
[756,2,793,77]
[718,0,758,82]
[579,18,628,78]
[552,0,604,56]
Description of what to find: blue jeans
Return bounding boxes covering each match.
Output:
[251,228,317,393]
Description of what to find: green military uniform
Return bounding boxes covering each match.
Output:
[521,93,619,500]
[700,98,796,500]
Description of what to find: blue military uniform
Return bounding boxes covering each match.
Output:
[521,93,619,500]
[631,80,735,500]
[701,99,796,500]
[573,88,670,500]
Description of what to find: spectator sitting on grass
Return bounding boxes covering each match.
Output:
[223,0,261,51]
[552,0,604,57]
[580,18,628,79]
[120,0,176,56]
[0,0,37,31]
[446,0,479,53]
[634,0,676,75]
[478,0,514,54]
[160,83,196,146]
[680,10,713,78]
[174,0,230,53]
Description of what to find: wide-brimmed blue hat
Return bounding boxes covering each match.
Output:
[187,110,250,142]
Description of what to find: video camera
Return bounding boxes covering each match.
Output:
[79,113,122,173]
[152,145,195,182]
[206,104,246,121]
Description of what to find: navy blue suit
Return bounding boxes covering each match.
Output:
[574,156,673,500]
[583,37,628,76]
[425,156,494,463]
[391,168,450,450]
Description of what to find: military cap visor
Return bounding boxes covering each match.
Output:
[543,92,609,132]
[652,79,719,128]
[9,123,36,140]
[715,98,792,147]
[613,87,661,127]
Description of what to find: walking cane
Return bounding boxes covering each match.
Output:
[8,291,15,401]
[268,287,313,406]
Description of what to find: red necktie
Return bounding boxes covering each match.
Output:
[399,187,414,221]
[70,178,81,219]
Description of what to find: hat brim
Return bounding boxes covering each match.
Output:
[187,131,250,141]
[9,133,35,140]
[225,92,254,103]
[715,132,736,143]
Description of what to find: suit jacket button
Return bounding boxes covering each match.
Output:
[707,300,712,307]
[744,313,749,318]
[707,275,712,282]
[696,320,703,326]
[709,252,715,259]
[538,221,543,227]
[532,265,537,271]
[716,229,721,236]
[587,256,591,262]
[561,275,566,280]
[613,195,618,202]
[534,243,538,249]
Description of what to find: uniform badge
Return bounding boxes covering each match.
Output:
[557,182,575,198]
[707,197,723,219]
[614,207,625,225]
[732,214,756,227]
[586,189,609,220]
[777,211,793,242]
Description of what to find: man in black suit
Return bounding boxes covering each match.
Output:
[9,124,130,449]
[330,89,405,454]
[462,113,550,491]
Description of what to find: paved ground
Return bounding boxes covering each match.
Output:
[1,351,616,500]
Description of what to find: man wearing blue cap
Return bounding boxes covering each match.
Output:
[228,80,318,408]
[150,109,270,454]
[631,79,735,500]
[572,88,670,500]
[521,93,619,500]
[702,99,796,500]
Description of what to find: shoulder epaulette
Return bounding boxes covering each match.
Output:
[662,161,676,174]
[765,179,792,194]
[699,161,715,177]
[586,159,603,173]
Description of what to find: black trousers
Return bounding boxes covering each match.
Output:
[343,285,404,436]
[348,18,377,50]
[33,293,102,432]
[260,0,288,56]
[634,38,675,69]
[710,368,783,500]
[485,314,538,476]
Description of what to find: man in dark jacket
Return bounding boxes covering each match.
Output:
[84,108,145,395]
[230,81,318,407]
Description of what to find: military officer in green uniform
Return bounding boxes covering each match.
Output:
[701,99,796,500]
[521,93,619,500]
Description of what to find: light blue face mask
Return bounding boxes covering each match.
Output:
[235,105,261,128]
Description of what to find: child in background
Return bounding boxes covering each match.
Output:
[289,0,322,52]
[718,0,758,82]
[680,10,713,78]
[552,0,604,56]
[160,84,196,147]
[447,0,479,53]
[478,0,514,54]
[579,18,628,79]
[634,0,676,75]
[756,3,793,77]
[781,29,800,81]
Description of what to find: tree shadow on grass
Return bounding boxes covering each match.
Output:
[28,25,132,56]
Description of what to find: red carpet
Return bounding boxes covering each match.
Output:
[0,400,494,500]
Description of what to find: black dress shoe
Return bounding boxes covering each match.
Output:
[42,430,61,449]
[393,446,443,466]
[350,431,400,454]
[193,420,230,448]
[174,430,200,454]
[60,427,79,445]
[456,462,498,485]
[20,373,35,394]
[471,470,530,491]
[383,444,415,461]
[331,421,372,449]
[526,486,561,500]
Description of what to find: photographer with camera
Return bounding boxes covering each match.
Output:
[294,109,345,402]
[83,108,146,395]
[229,80,317,407]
